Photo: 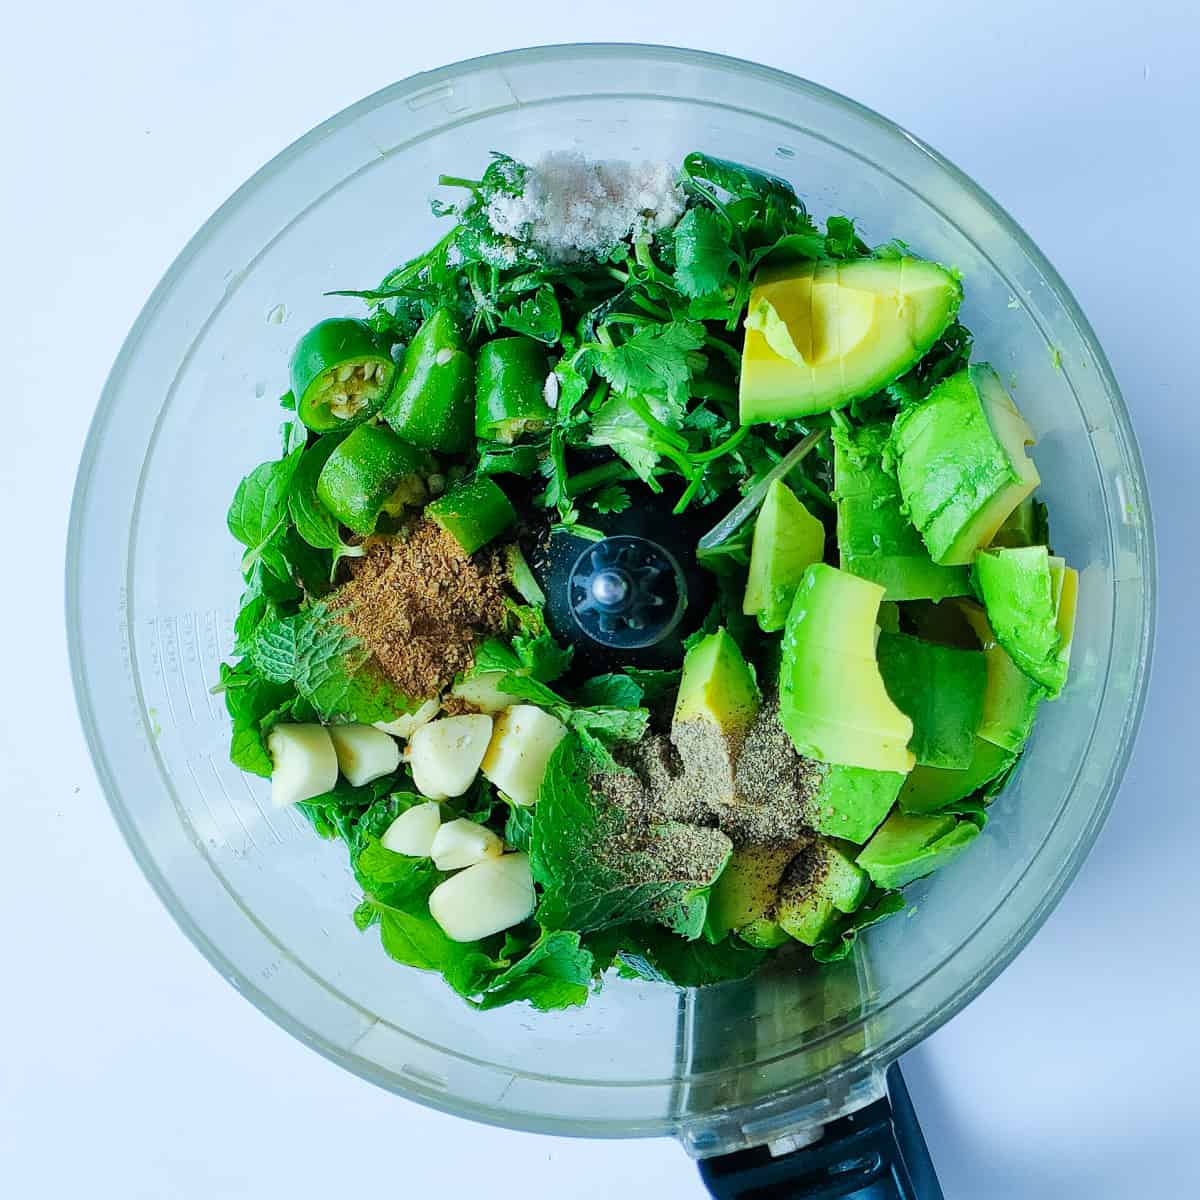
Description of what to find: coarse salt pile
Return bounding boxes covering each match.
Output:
[486,151,686,263]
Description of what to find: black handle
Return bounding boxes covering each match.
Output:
[697,1064,943,1200]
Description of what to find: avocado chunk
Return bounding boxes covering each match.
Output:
[892,365,1041,565]
[856,811,982,889]
[991,495,1048,549]
[739,258,962,422]
[807,763,906,844]
[778,564,915,774]
[743,479,826,631]
[834,423,971,601]
[973,546,1078,697]
[673,629,760,798]
[956,600,1045,751]
[776,838,870,945]
[739,918,792,949]
[706,840,807,940]
[876,633,988,769]
[898,738,1016,814]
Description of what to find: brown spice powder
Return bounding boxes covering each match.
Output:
[334,518,508,700]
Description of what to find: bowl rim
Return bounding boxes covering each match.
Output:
[66,41,1157,1140]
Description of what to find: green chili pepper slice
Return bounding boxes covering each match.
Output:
[427,478,517,554]
[475,336,553,443]
[477,443,543,478]
[290,318,396,432]
[316,424,427,535]
[382,308,474,453]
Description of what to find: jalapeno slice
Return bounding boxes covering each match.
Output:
[475,337,553,443]
[426,478,517,554]
[382,308,474,453]
[316,424,427,535]
[290,318,396,432]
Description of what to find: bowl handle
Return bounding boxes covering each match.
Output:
[696,1064,943,1200]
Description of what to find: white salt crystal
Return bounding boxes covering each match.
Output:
[486,151,685,263]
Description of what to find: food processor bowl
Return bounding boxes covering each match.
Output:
[67,44,1154,1197]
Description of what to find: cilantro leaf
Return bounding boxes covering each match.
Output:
[226,447,304,578]
[590,484,631,515]
[590,321,704,401]
[499,285,562,344]
[531,737,731,936]
[673,208,735,298]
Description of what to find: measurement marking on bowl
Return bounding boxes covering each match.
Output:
[238,770,284,846]
[150,619,179,729]
[172,615,197,723]
[184,757,226,847]
[208,753,259,853]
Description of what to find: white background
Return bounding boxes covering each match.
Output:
[3,3,1197,1197]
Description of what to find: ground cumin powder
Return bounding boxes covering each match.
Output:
[335,518,508,699]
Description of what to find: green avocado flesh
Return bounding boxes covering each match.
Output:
[876,632,988,769]
[973,546,1077,697]
[808,763,905,844]
[743,479,826,631]
[856,811,981,890]
[956,600,1045,751]
[892,365,1041,565]
[706,841,807,941]
[673,629,760,797]
[834,423,971,601]
[739,258,962,422]
[777,839,870,945]
[779,564,915,774]
[898,738,1015,814]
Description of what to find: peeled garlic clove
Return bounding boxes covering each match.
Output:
[430,817,503,871]
[408,714,494,800]
[373,698,440,740]
[480,705,567,806]
[381,802,442,857]
[449,672,515,715]
[428,853,535,942]
[328,723,401,787]
[268,723,338,808]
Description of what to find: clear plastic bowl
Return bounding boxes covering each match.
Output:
[67,45,1154,1155]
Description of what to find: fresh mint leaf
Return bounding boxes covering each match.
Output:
[504,803,535,854]
[288,435,363,567]
[218,660,296,778]
[496,674,649,754]
[609,925,768,987]
[377,905,501,997]
[477,930,593,1011]
[252,605,415,723]
[574,674,644,709]
[227,447,304,578]
[620,668,682,705]
[506,602,573,682]
[673,208,735,298]
[355,836,445,912]
[531,737,731,936]
[499,285,562,344]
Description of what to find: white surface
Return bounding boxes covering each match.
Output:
[3,2,1196,1197]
